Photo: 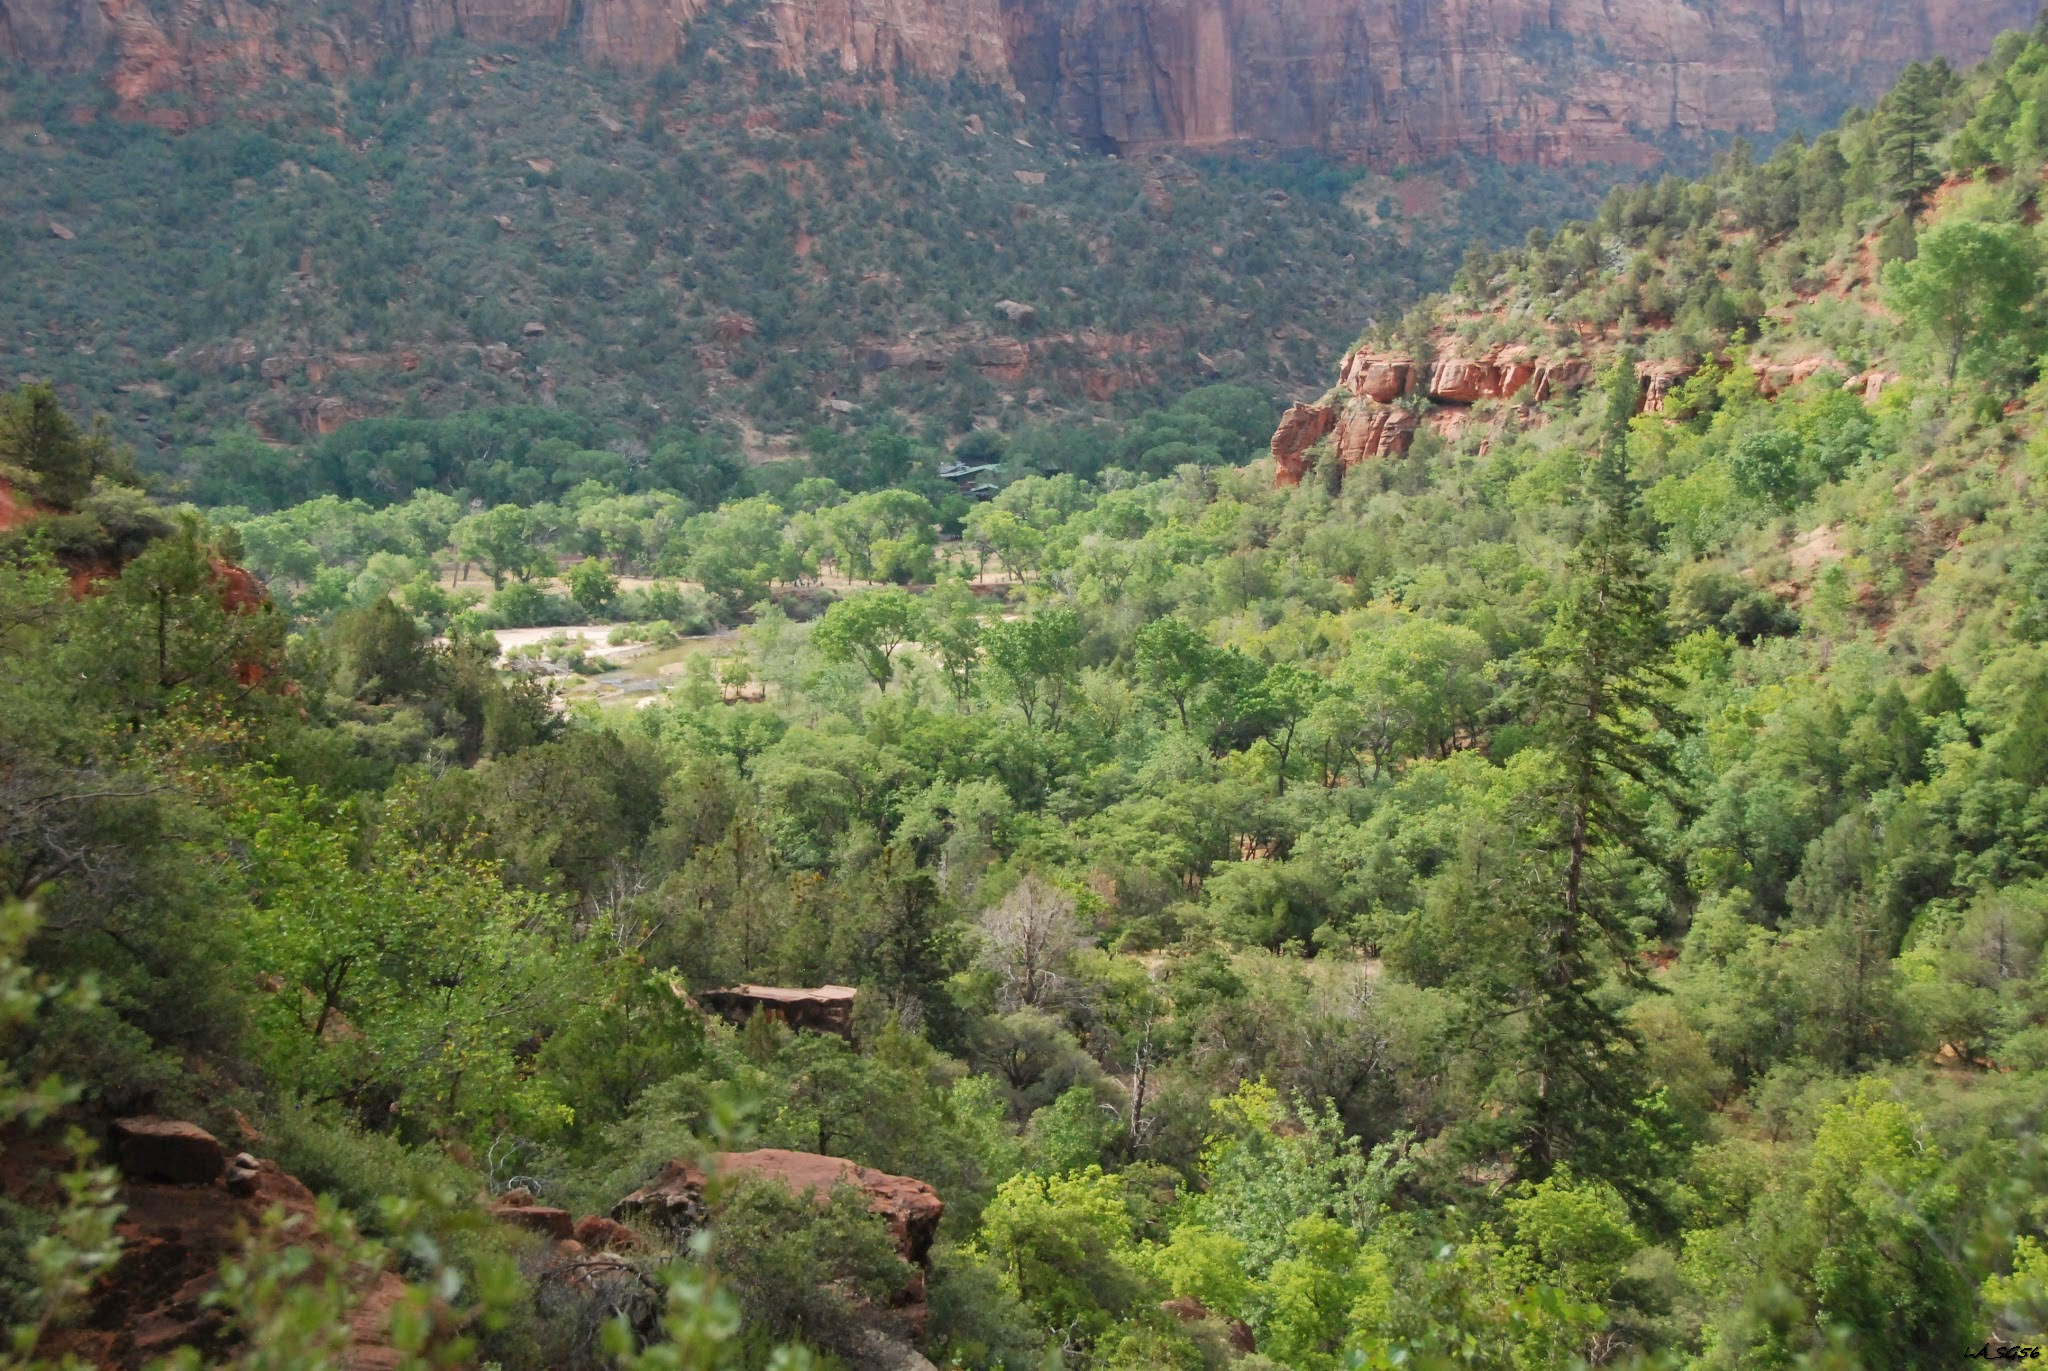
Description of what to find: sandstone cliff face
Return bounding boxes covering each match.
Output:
[0,0,1010,110]
[0,0,2034,157]
[1274,342,1665,485]
[1268,339,1893,486]
[1008,0,2040,163]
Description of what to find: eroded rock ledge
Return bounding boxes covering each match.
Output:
[1270,344,1890,488]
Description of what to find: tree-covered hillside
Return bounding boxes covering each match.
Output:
[0,21,1607,471]
[12,17,2048,1371]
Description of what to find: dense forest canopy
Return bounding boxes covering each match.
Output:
[9,15,2048,1371]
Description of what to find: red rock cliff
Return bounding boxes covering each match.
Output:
[1003,0,2040,163]
[0,0,2033,159]
[0,0,1010,107]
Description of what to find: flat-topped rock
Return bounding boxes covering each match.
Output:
[699,983,857,1038]
[111,1117,225,1185]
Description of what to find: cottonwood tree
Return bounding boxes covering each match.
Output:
[963,505,1041,582]
[920,578,985,706]
[453,505,549,588]
[564,557,620,614]
[1245,661,1324,796]
[1133,616,1217,729]
[810,588,924,692]
[982,607,1083,729]
[1331,616,1493,777]
[820,490,937,584]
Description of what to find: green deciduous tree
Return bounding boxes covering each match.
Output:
[236,776,581,1141]
[1193,1082,1409,1282]
[1133,616,1218,730]
[684,497,803,612]
[1883,218,2041,385]
[821,491,937,585]
[810,588,924,692]
[920,578,984,706]
[1331,616,1494,777]
[978,1166,1148,1341]
[962,506,1040,582]
[1681,1084,1968,1366]
[453,505,550,589]
[1243,661,1324,796]
[982,607,1083,729]
[564,556,620,614]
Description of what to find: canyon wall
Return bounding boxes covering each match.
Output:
[1007,0,2042,164]
[0,0,1012,111]
[1,0,2038,160]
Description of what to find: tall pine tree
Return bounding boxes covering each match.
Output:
[1879,60,1949,211]
[1483,360,1687,1182]
[0,385,94,510]
[1390,360,1686,1187]
[1520,358,1687,1179]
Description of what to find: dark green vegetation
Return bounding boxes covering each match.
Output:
[0,26,1606,476]
[12,22,2048,1371]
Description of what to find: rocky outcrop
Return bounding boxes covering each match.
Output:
[110,1116,226,1185]
[1269,401,1336,486]
[1276,331,1899,487]
[1338,345,1598,409]
[0,0,2030,160]
[0,0,1012,117]
[762,0,1009,81]
[1534,357,1600,401]
[1843,367,1902,401]
[699,984,859,1038]
[34,1127,406,1369]
[0,478,27,535]
[1274,338,1708,484]
[1636,361,1693,414]
[493,1204,576,1240]
[1753,356,1833,397]
[1339,351,1418,404]
[619,1149,942,1266]
[572,1214,641,1251]
[616,1148,943,1336]
[1287,341,1602,479]
[1334,404,1421,466]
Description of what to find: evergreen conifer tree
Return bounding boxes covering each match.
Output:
[1879,60,1948,209]
[1514,359,1687,1178]
[0,385,94,510]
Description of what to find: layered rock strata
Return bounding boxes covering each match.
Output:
[1273,343,1602,486]
[1005,0,2039,163]
[0,0,2034,159]
[1271,341,1898,486]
